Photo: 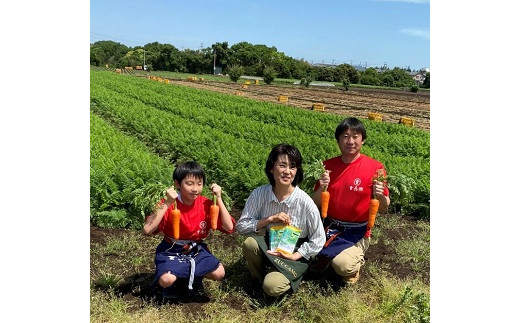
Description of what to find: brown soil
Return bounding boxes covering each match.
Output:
[90,207,429,312]
[165,79,430,131]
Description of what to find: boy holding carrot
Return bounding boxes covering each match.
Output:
[311,117,390,285]
[143,161,235,300]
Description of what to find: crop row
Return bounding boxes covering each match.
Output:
[92,72,429,159]
[90,112,173,228]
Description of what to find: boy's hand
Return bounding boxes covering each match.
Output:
[165,186,178,205]
[210,183,222,198]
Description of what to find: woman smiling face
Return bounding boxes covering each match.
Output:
[270,154,297,187]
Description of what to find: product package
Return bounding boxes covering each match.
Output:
[269,225,286,251]
[272,225,301,254]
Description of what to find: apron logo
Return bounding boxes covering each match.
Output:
[273,257,298,278]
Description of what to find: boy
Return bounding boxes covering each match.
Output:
[143,161,235,299]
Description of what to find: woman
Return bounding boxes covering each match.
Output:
[236,144,325,298]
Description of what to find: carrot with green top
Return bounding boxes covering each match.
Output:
[365,169,385,237]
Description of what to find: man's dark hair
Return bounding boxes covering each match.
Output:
[334,117,367,141]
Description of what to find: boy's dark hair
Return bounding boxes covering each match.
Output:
[334,117,367,141]
[173,161,206,184]
[265,144,304,187]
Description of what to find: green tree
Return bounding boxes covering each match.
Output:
[120,48,145,67]
[90,41,129,67]
[290,59,312,80]
[211,42,232,74]
[90,46,104,66]
[230,42,280,76]
[270,52,292,79]
[154,44,184,72]
[387,67,415,88]
[263,66,277,84]
[315,66,335,82]
[184,48,213,74]
[301,75,313,87]
[422,72,430,88]
[228,65,243,82]
[335,64,360,84]
[359,68,381,86]
[342,77,350,91]
[380,72,395,87]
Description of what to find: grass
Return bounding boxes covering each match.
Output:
[394,221,430,273]
[90,215,430,322]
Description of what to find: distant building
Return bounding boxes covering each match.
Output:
[352,65,367,72]
[409,68,429,85]
[410,72,426,84]
[311,63,337,68]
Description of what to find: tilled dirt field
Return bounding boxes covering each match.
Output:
[166,79,430,131]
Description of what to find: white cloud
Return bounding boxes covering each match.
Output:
[401,28,430,39]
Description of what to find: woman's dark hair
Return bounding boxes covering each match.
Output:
[173,161,206,184]
[265,144,304,187]
[334,117,367,141]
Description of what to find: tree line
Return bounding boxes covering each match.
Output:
[90,40,429,89]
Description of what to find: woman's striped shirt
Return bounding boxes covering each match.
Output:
[236,184,326,259]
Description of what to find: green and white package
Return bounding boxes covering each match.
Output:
[275,226,301,254]
[269,225,286,251]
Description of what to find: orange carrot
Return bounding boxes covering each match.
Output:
[171,200,181,239]
[321,186,330,219]
[366,169,385,237]
[210,194,219,230]
[366,197,379,232]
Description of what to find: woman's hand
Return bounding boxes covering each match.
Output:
[266,250,302,261]
[268,212,290,225]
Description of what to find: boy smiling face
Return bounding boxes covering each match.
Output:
[175,174,204,205]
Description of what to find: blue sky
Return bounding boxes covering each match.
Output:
[90,0,430,71]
